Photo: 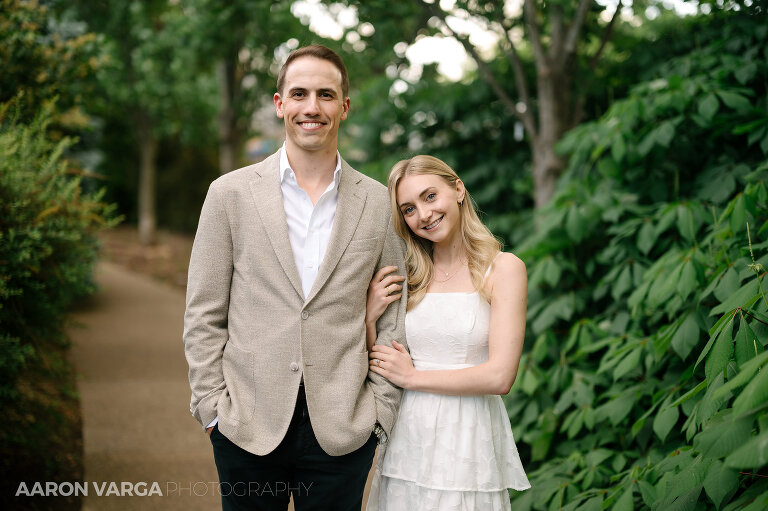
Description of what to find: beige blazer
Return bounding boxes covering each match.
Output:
[183,151,407,456]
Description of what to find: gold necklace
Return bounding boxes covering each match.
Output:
[433,259,466,283]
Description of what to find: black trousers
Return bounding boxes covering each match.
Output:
[209,387,377,511]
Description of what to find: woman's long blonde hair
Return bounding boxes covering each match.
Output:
[388,155,501,310]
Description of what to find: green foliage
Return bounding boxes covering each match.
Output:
[0,98,118,496]
[0,0,101,129]
[507,10,768,510]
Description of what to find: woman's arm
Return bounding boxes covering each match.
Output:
[366,265,405,351]
[369,253,527,395]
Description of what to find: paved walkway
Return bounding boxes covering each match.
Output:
[69,262,376,510]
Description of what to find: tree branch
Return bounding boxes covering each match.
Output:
[523,0,548,75]
[418,1,538,137]
[496,22,537,136]
[589,0,621,70]
[572,1,623,125]
[561,0,592,66]
[549,4,564,61]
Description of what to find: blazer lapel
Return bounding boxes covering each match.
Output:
[305,161,367,304]
[249,153,304,300]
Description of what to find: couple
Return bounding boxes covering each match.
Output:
[183,44,530,511]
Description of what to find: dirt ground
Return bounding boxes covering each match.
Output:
[98,226,195,291]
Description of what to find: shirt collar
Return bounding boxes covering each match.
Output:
[279,143,343,188]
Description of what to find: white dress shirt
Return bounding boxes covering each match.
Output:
[206,146,342,430]
[279,145,343,298]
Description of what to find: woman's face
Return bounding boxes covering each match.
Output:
[395,173,465,245]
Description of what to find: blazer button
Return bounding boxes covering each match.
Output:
[301,311,309,320]
[290,362,299,372]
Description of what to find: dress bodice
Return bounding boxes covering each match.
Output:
[405,292,491,369]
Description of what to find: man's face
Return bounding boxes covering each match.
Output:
[274,56,349,156]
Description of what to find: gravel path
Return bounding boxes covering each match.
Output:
[69,261,376,511]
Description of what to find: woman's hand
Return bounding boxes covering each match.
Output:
[366,265,405,328]
[369,341,415,389]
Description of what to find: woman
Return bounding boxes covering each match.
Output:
[365,155,530,510]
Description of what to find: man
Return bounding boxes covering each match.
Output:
[183,44,407,511]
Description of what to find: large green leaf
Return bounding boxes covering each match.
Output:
[676,260,698,300]
[671,312,701,361]
[595,394,635,426]
[613,484,634,511]
[574,496,602,511]
[713,267,740,303]
[703,459,739,510]
[714,350,768,400]
[724,430,768,469]
[698,93,719,121]
[729,194,747,233]
[693,415,753,458]
[710,280,759,316]
[566,204,588,242]
[654,404,680,442]
[732,362,768,416]
[612,264,633,300]
[665,486,703,511]
[637,220,657,255]
[677,204,695,241]
[737,490,768,511]
[705,321,734,384]
[735,317,762,366]
[717,90,752,112]
[614,348,643,381]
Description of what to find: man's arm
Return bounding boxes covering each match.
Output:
[183,182,232,429]
[367,210,408,437]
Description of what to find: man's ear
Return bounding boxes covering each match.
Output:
[340,97,350,121]
[274,93,284,119]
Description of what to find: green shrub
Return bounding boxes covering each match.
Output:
[0,98,118,507]
[508,11,768,510]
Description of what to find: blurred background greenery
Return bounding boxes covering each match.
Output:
[2,0,768,509]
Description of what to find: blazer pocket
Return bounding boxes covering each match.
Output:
[220,343,255,422]
[346,237,380,254]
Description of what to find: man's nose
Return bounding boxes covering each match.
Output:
[303,94,320,115]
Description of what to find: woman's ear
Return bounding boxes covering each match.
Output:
[455,179,466,204]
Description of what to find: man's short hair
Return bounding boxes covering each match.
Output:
[276,45,350,99]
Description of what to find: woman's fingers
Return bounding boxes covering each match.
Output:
[379,274,405,287]
[392,340,407,353]
[373,265,399,282]
[370,344,397,355]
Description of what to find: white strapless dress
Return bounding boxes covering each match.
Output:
[367,292,530,511]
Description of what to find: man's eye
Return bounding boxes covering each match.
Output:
[292,92,304,97]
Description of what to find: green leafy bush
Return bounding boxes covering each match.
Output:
[0,98,118,506]
[508,11,768,510]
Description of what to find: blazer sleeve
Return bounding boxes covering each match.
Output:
[183,182,232,428]
[368,209,408,436]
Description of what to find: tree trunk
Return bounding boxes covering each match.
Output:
[532,140,566,209]
[532,70,568,209]
[217,58,240,174]
[136,110,157,246]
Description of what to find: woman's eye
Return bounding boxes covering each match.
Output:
[426,193,436,201]
[403,206,414,215]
